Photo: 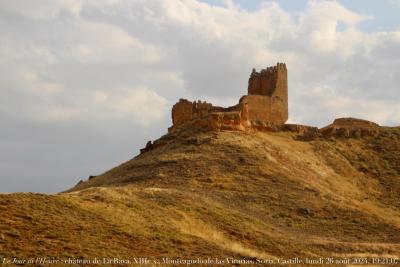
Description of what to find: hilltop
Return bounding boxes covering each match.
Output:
[1,124,399,263]
[1,63,399,264]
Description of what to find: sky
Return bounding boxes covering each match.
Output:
[0,0,399,193]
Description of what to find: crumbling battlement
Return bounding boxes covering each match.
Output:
[170,63,289,132]
[171,99,239,128]
[248,63,287,97]
[139,65,381,154]
[246,63,288,124]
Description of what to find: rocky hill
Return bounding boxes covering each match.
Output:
[1,123,399,264]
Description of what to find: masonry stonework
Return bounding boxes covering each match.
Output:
[140,63,380,154]
[246,62,288,124]
[170,63,289,131]
[140,63,381,153]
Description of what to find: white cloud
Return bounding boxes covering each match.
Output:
[68,21,162,64]
[0,0,82,20]
[94,87,168,126]
[291,83,400,126]
[1,0,399,126]
[390,0,400,7]
[17,86,168,126]
[0,0,399,192]
[23,72,63,94]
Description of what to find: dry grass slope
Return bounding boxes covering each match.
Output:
[1,125,399,261]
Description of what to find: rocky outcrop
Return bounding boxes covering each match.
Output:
[320,118,380,138]
[282,124,321,141]
[140,141,153,154]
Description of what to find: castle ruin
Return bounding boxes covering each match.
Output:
[170,63,288,131]
[140,63,381,153]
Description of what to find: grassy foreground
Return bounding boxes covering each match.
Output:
[1,126,399,265]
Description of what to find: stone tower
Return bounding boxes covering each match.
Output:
[240,63,288,124]
[248,63,288,100]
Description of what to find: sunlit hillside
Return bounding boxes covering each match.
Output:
[1,125,399,264]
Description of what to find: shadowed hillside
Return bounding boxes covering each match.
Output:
[1,125,400,264]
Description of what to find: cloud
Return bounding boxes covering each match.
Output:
[298,1,368,53]
[69,21,162,65]
[0,0,82,20]
[94,87,168,126]
[390,0,400,7]
[0,0,399,192]
[290,83,400,126]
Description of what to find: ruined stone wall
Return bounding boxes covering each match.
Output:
[271,63,288,123]
[172,99,240,127]
[171,99,193,126]
[179,101,249,132]
[192,101,214,119]
[239,95,287,124]
[245,63,288,124]
[248,63,287,97]
[171,63,288,130]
